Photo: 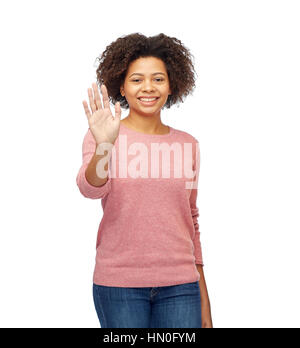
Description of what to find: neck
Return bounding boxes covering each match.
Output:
[122,111,166,134]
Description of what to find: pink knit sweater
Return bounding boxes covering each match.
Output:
[76,122,204,287]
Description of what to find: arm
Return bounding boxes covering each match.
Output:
[190,139,213,328]
[189,140,204,265]
[76,128,112,199]
[85,146,110,187]
[196,264,213,328]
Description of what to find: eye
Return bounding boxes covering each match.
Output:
[131,78,164,82]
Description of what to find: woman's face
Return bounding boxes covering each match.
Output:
[120,56,171,115]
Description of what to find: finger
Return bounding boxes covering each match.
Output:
[92,82,103,110]
[115,101,121,120]
[100,84,110,109]
[88,87,97,113]
[82,100,92,120]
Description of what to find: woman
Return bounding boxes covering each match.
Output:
[76,33,213,328]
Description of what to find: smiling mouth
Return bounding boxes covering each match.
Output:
[137,97,160,106]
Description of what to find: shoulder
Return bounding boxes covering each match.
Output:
[171,127,199,144]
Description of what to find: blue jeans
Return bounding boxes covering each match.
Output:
[92,281,202,328]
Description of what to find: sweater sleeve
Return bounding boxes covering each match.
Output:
[76,128,111,200]
[190,139,204,266]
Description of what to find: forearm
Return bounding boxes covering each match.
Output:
[196,264,210,305]
[196,264,213,328]
[85,143,113,187]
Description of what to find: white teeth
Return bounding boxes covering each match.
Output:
[139,98,157,102]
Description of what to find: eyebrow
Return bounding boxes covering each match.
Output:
[129,72,166,77]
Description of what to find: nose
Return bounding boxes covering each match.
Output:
[141,79,155,92]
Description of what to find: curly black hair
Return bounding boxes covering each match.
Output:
[94,33,197,109]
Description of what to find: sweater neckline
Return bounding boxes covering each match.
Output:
[120,122,174,137]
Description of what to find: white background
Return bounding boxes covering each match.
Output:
[0,0,299,328]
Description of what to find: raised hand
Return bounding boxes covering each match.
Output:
[82,83,121,145]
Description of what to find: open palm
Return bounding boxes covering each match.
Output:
[82,83,121,145]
